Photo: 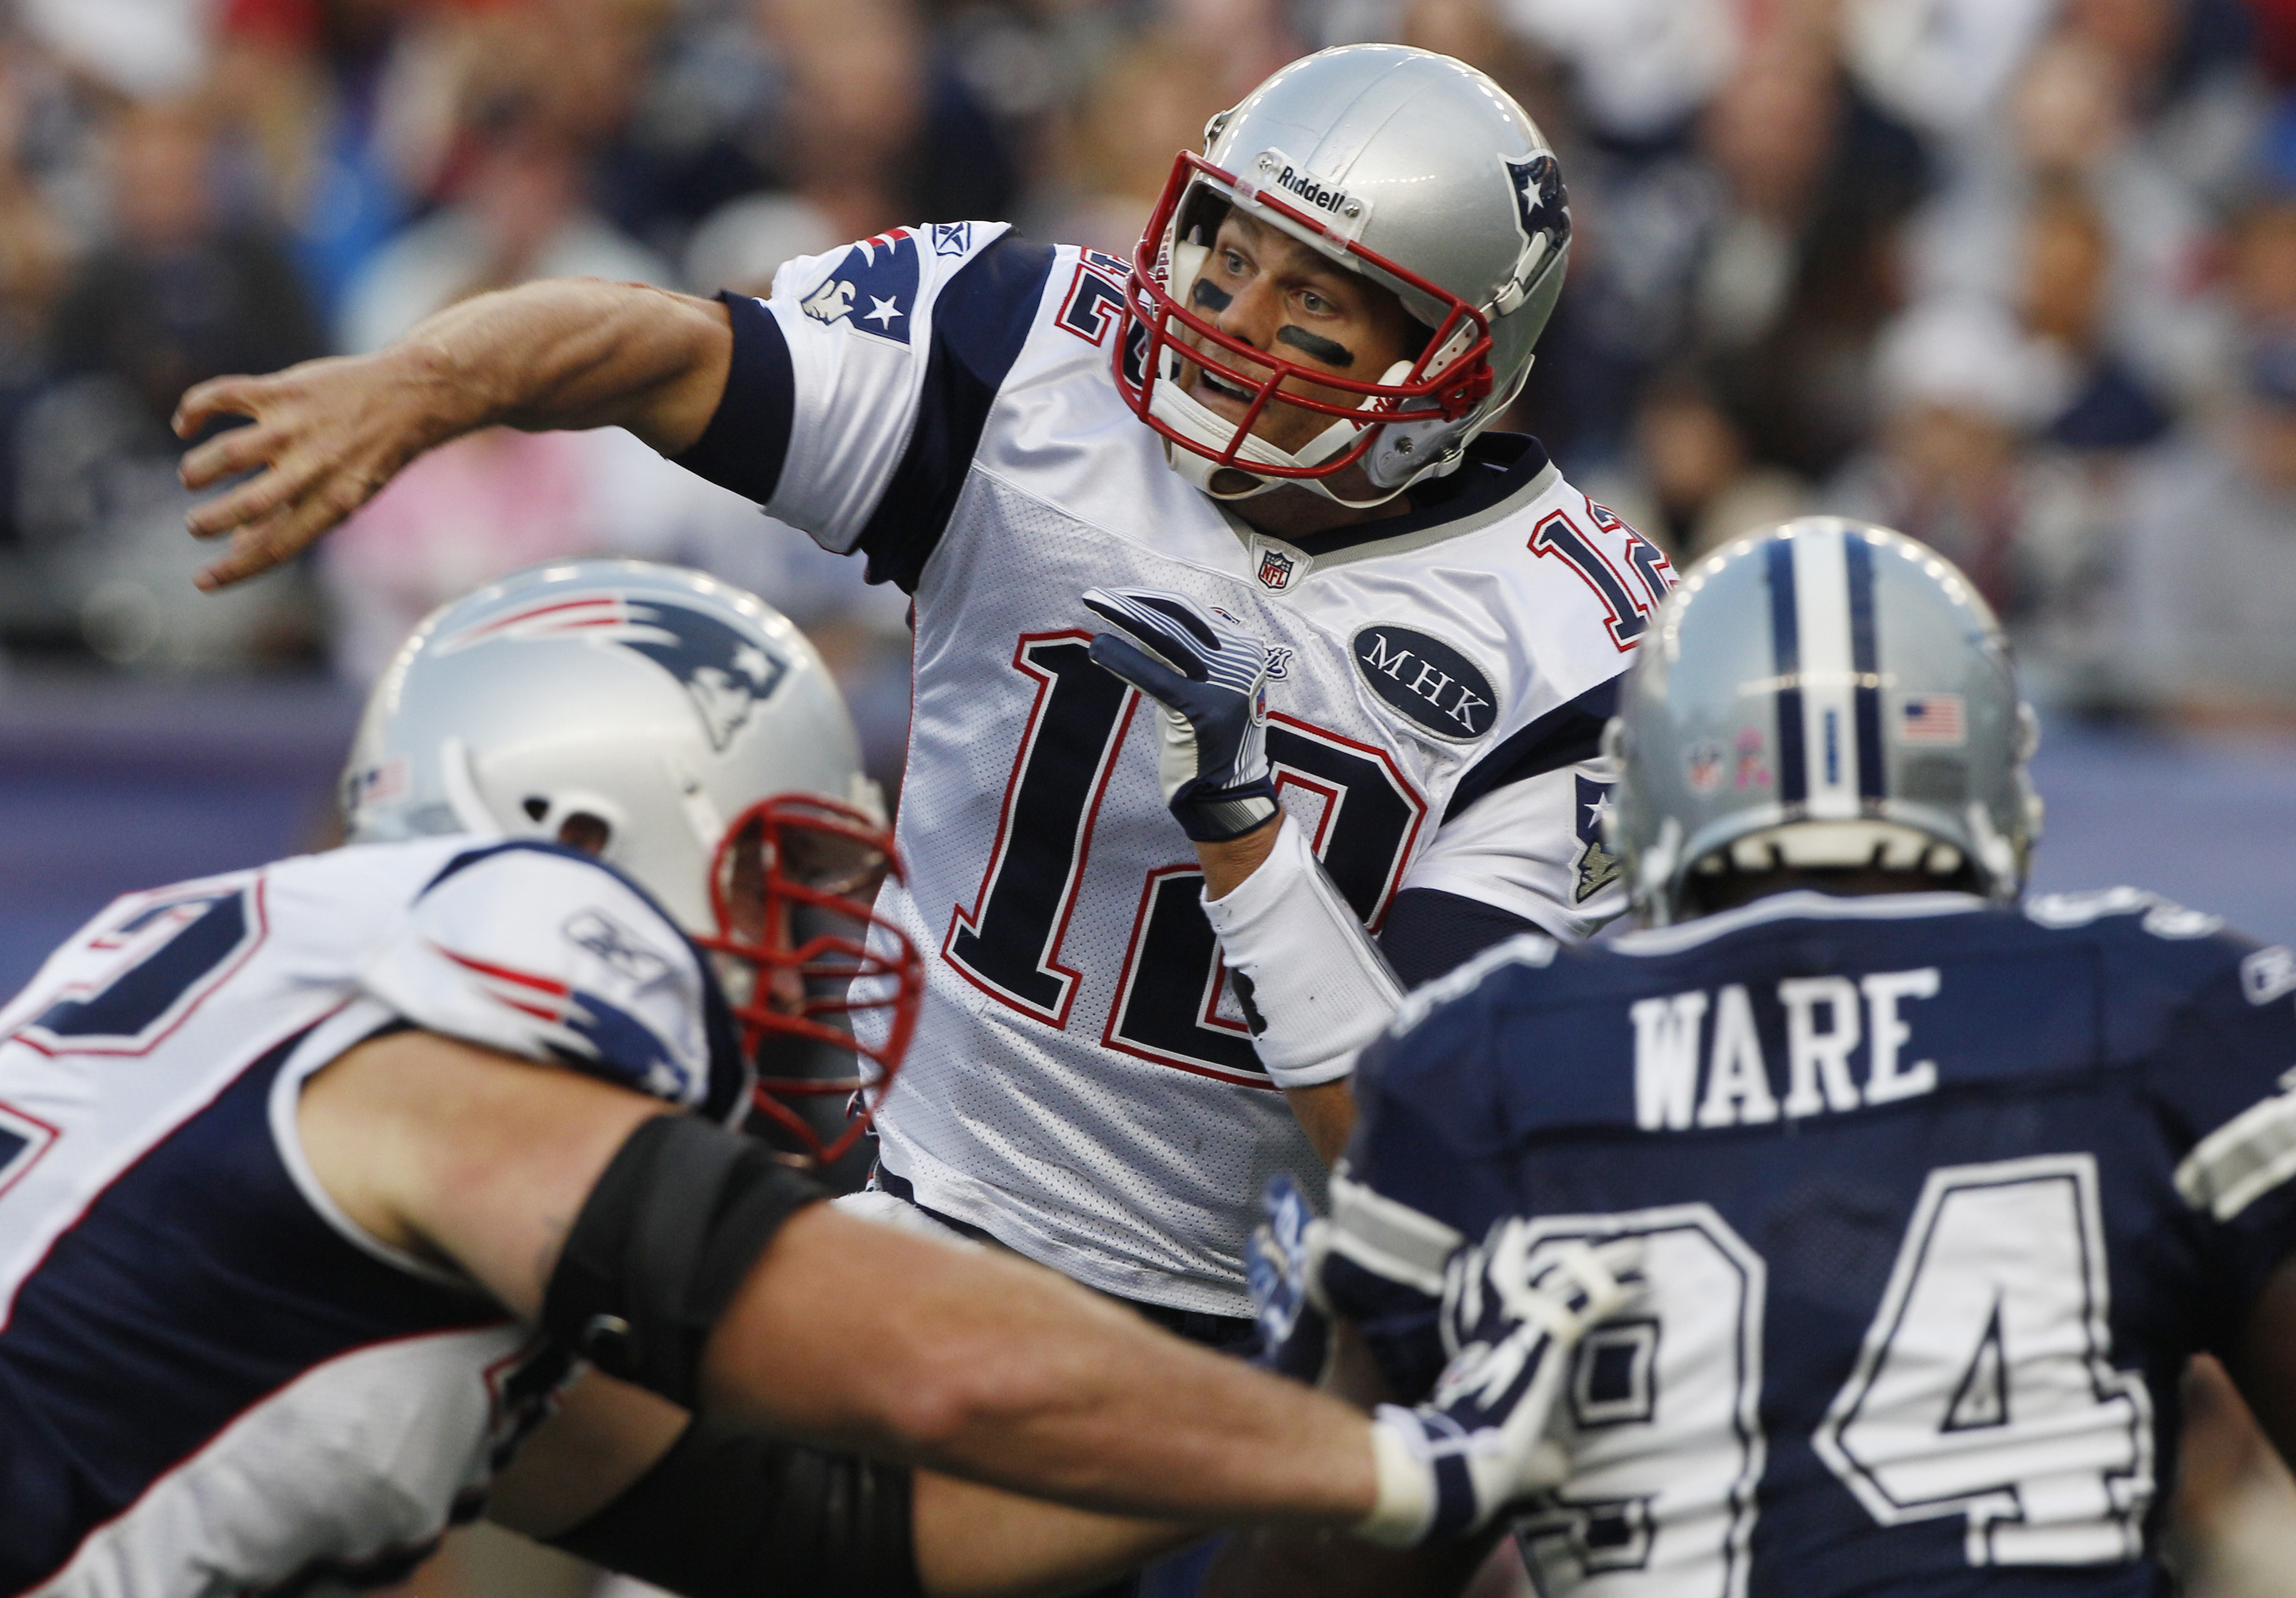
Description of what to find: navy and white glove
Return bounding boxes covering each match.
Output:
[1356,1223,1642,1547]
[1247,1175,1332,1384]
[1082,586,1279,842]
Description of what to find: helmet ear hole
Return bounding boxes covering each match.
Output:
[521,796,550,822]
[557,812,612,855]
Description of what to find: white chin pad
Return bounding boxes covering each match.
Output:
[1150,350,1422,507]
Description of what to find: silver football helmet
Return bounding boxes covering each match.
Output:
[1117,45,1570,505]
[341,558,921,1164]
[1604,519,2044,925]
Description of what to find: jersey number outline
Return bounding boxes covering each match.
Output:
[1056,263,1127,347]
[13,881,267,1057]
[1815,1154,2153,1566]
[947,637,1427,1086]
[945,635,1138,1028]
[1514,1205,1766,1598]
[1529,504,1674,652]
[1515,1158,2151,1597]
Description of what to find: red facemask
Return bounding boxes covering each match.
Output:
[1113,150,1497,484]
[693,795,922,1168]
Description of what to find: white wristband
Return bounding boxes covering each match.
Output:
[1199,817,1406,1087]
[1354,1410,1437,1548]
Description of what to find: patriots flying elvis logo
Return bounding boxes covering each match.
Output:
[1502,152,1570,266]
[799,229,921,346]
[440,593,787,751]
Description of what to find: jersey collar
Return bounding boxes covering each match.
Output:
[1610,889,1993,956]
[1222,433,1558,571]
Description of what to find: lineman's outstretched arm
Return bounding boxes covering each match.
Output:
[174,278,731,590]
[300,1029,1384,1525]
[490,1369,1195,1598]
[1204,1320,1500,1598]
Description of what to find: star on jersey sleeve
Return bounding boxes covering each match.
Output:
[359,843,740,1116]
[672,223,1059,591]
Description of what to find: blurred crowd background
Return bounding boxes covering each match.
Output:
[4,1,2296,1592]
[7,0,2296,728]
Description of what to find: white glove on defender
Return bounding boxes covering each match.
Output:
[1358,1225,1642,1546]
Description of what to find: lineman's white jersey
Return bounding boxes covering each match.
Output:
[677,221,1672,1314]
[0,838,741,1597]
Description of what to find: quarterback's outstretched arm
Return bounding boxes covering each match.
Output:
[174,278,731,590]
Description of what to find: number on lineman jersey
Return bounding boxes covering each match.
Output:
[1511,1158,2151,1597]
[944,631,1425,1086]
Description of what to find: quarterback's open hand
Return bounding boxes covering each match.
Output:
[174,349,476,591]
[1359,1224,1642,1547]
[1082,586,1280,842]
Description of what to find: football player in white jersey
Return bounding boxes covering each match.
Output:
[0,559,1637,1597]
[172,46,1671,1337]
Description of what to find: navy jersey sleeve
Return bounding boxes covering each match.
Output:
[2145,936,2296,1330]
[672,223,1055,593]
[1378,888,1542,988]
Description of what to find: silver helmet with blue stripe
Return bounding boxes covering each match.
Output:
[1602,518,2043,924]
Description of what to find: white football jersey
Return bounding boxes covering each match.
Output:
[0,838,741,1597]
[678,221,1672,1314]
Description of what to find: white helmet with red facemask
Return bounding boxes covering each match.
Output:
[340,559,922,1168]
[1118,44,1571,505]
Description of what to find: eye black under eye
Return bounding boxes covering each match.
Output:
[1192,278,1234,311]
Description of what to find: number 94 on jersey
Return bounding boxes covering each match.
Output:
[1511,1155,2152,1597]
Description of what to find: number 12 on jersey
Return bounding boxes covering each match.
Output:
[944,631,1424,1086]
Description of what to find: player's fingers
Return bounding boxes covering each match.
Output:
[1082,591,1205,677]
[194,466,374,589]
[178,420,284,491]
[1087,632,1193,702]
[194,504,315,591]
[184,457,307,541]
[173,373,272,439]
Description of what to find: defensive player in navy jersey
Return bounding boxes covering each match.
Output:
[1220,516,2296,1597]
[166,45,1672,1342]
[0,561,1640,1597]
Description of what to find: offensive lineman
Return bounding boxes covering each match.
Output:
[169,45,1671,1338]
[0,560,1626,1596]
[1225,519,2296,1597]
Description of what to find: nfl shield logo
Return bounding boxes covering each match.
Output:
[1257,548,1296,591]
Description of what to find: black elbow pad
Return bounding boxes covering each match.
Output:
[548,1417,921,1598]
[543,1114,827,1409]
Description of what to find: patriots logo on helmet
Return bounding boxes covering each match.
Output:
[439,593,787,751]
[1503,152,1570,265]
[799,229,921,346]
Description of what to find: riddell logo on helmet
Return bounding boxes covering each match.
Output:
[1272,166,1353,216]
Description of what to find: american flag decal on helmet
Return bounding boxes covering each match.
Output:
[1895,694,1965,746]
